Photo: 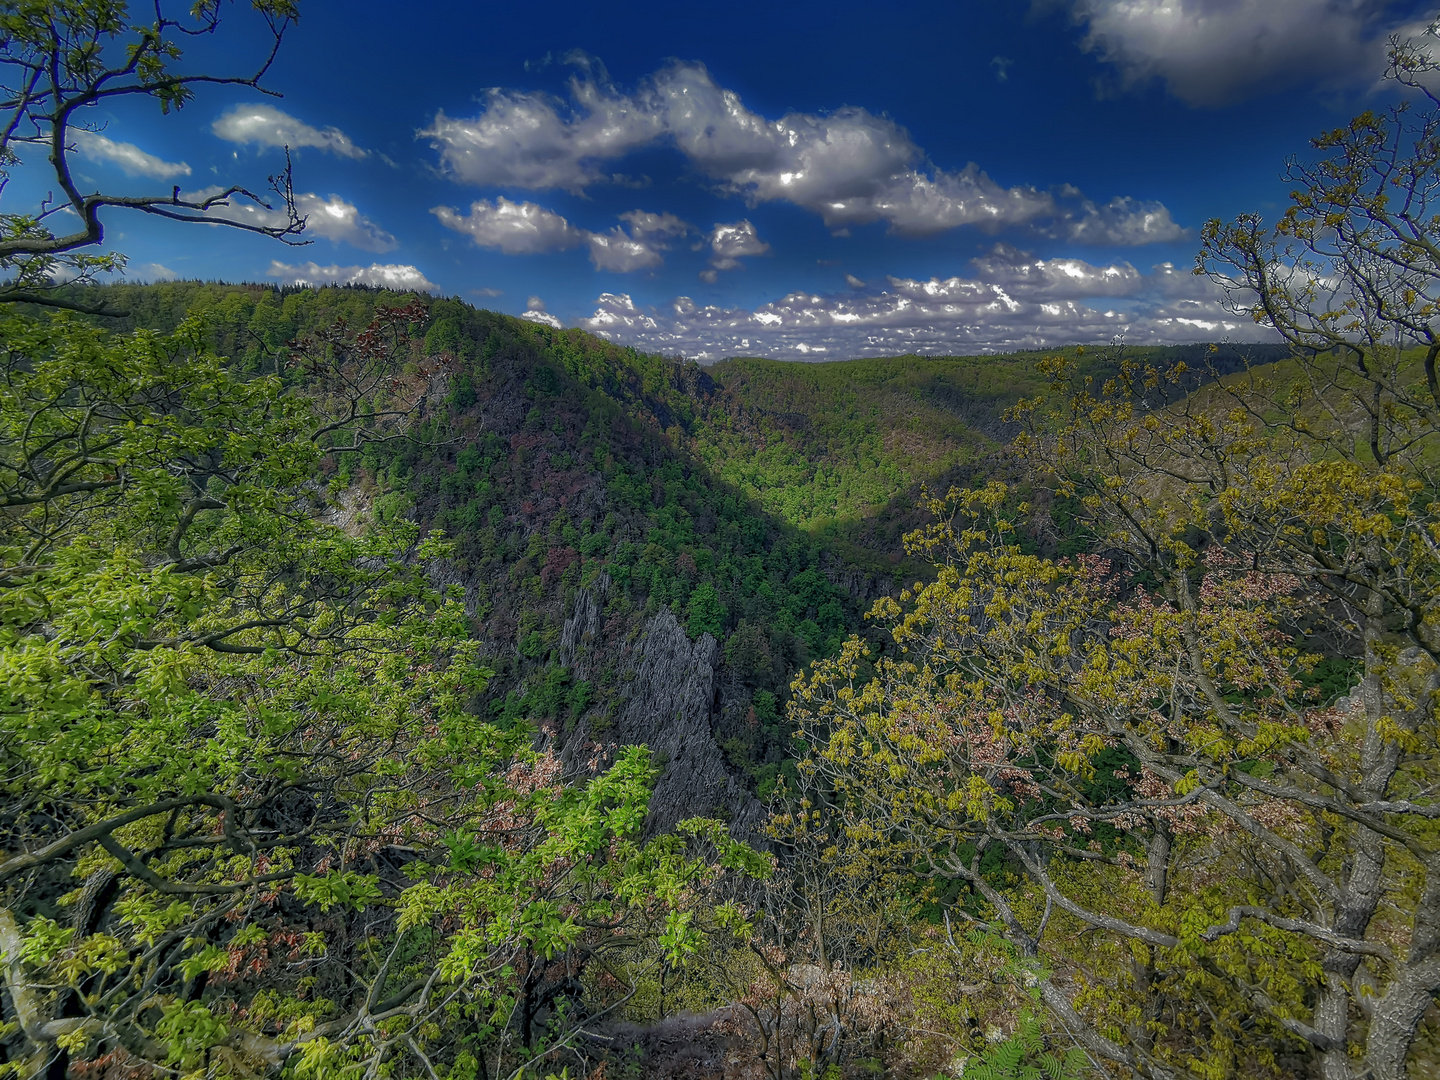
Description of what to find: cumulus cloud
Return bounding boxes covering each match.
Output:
[213,104,367,158]
[290,194,396,250]
[1064,195,1187,245]
[432,197,690,272]
[586,229,663,272]
[1067,0,1431,106]
[579,209,688,272]
[577,245,1273,360]
[267,261,438,292]
[708,220,769,267]
[423,58,1179,244]
[961,244,1144,297]
[432,197,584,255]
[182,187,395,251]
[521,295,564,328]
[421,84,659,192]
[72,129,190,179]
[618,210,689,240]
[699,219,769,281]
[586,291,658,332]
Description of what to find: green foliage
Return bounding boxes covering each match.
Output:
[14,268,1353,1080]
[962,1015,1090,1080]
[108,285,870,781]
[694,355,1010,529]
[0,309,761,1080]
[156,1000,231,1069]
[291,870,384,913]
[793,288,1440,1077]
[686,582,725,638]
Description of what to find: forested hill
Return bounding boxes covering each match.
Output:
[56,281,1272,822]
[678,341,1289,572]
[695,355,1013,531]
[54,281,910,822]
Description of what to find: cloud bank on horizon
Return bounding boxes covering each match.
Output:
[575,245,1264,360]
[267,261,439,292]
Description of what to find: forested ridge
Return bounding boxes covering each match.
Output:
[5,4,1440,1080]
[38,279,911,805]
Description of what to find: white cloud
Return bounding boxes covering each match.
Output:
[700,219,770,281]
[618,209,689,240]
[432,197,584,255]
[589,209,691,271]
[182,187,395,251]
[586,229,663,272]
[423,58,1180,245]
[646,63,1045,235]
[213,104,367,158]
[1067,0,1430,105]
[709,220,769,265]
[72,129,190,179]
[577,245,1272,360]
[520,295,564,328]
[134,262,178,281]
[267,261,438,292]
[583,291,659,333]
[1064,195,1186,245]
[594,210,690,271]
[292,194,396,251]
[966,243,1144,297]
[420,81,661,193]
[432,197,690,272]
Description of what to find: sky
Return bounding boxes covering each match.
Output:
[20,0,1440,361]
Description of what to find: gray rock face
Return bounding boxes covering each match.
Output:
[560,604,764,839]
[557,576,607,676]
[426,557,485,619]
[831,567,895,605]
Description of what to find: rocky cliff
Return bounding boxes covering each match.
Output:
[555,585,764,838]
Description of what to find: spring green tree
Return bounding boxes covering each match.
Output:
[791,28,1440,1080]
[0,308,756,1080]
[686,582,725,639]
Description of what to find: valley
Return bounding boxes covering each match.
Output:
[8,4,1440,1079]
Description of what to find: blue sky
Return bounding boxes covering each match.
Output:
[24,0,1440,359]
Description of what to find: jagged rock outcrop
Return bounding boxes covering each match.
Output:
[829,566,896,605]
[322,484,374,536]
[559,602,764,840]
[425,557,486,619]
[557,575,607,676]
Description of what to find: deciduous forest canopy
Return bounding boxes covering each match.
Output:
[3,4,1440,1080]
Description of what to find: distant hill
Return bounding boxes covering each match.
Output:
[688,343,1292,542]
[695,353,1049,532]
